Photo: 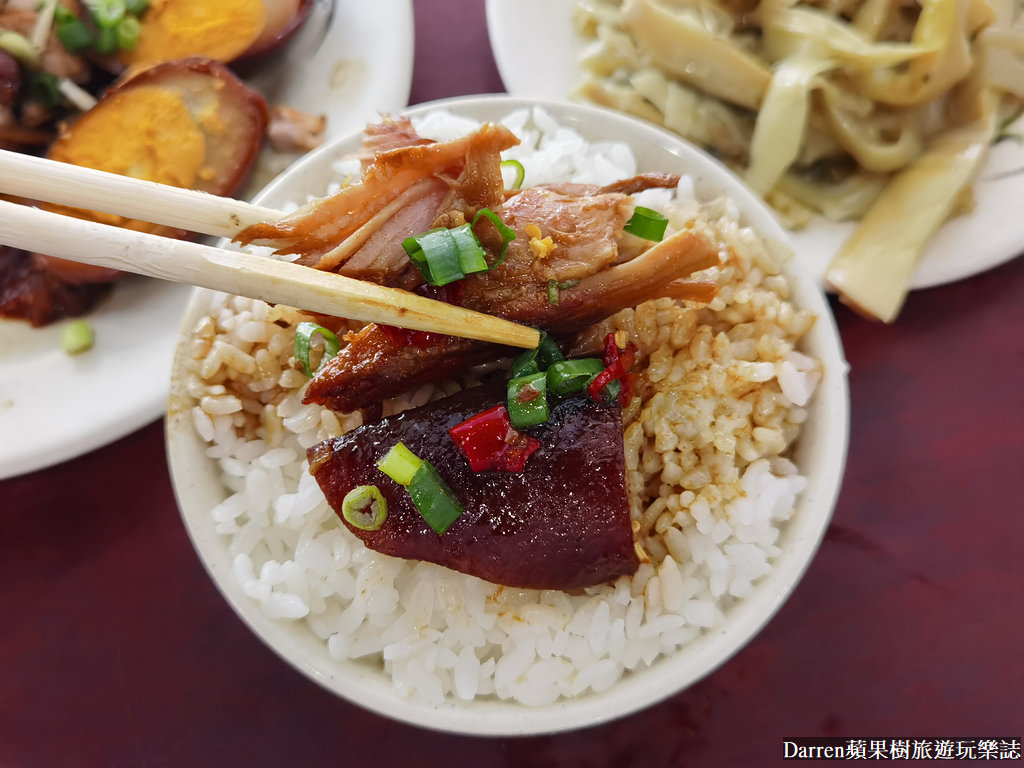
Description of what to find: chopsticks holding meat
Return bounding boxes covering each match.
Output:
[0,154,541,348]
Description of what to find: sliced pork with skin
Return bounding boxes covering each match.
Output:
[235,121,520,259]
[237,116,721,414]
[304,222,719,414]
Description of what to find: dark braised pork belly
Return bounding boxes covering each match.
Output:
[307,380,640,591]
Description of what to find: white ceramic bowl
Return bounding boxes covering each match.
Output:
[166,95,849,735]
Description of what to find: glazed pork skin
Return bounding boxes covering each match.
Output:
[307,380,640,591]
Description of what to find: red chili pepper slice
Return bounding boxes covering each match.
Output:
[449,404,542,472]
[379,282,465,348]
[588,333,637,405]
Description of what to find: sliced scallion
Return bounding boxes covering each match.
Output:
[471,208,516,269]
[510,331,562,385]
[510,346,540,378]
[294,321,340,377]
[89,0,126,29]
[117,15,141,50]
[93,23,118,54]
[507,371,549,428]
[403,208,517,286]
[451,224,488,275]
[403,226,474,286]
[124,0,149,13]
[545,278,579,306]
[500,159,525,190]
[376,442,422,486]
[341,485,388,531]
[407,461,464,534]
[29,72,62,109]
[536,332,565,369]
[55,16,94,54]
[61,319,94,355]
[546,358,604,396]
[624,206,669,242]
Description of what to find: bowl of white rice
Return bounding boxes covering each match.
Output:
[165,95,849,735]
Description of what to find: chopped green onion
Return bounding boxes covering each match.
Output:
[536,332,564,368]
[507,371,549,428]
[471,208,516,269]
[546,358,604,396]
[545,278,579,306]
[451,224,488,275]
[55,15,95,54]
[403,208,517,286]
[376,443,464,533]
[510,346,540,378]
[29,72,62,109]
[93,23,118,54]
[341,485,388,531]
[511,331,563,379]
[117,15,141,50]
[624,206,669,241]
[124,0,149,14]
[294,321,340,377]
[376,442,422,486]
[407,461,464,534]
[402,227,465,286]
[500,159,525,190]
[88,0,126,28]
[61,319,94,355]
[403,226,474,286]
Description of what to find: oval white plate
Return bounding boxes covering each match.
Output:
[167,94,850,735]
[0,0,414,480]
[485,0,1024,290]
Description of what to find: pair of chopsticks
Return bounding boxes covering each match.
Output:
[0,149,540,349]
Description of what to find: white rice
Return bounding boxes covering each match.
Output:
[182,108,821,706]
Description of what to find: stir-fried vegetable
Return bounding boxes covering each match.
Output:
[825,99,998,321]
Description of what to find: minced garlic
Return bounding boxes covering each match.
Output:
[525,223,556,259]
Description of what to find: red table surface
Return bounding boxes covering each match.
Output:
[2,2,1022,765]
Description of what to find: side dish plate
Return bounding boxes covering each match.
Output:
[0,0,414,480]
[485,0,1024,291]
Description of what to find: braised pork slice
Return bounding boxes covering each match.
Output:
[238,116,721,413]
[306,380,639,590]
[236,121,519,262]
[303,221,719,414]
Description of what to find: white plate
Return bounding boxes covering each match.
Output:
[485,0,1024,290]
[0,0,414,480]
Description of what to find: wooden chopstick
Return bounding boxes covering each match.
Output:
[0,148,279,240]
[0,200,541,349]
